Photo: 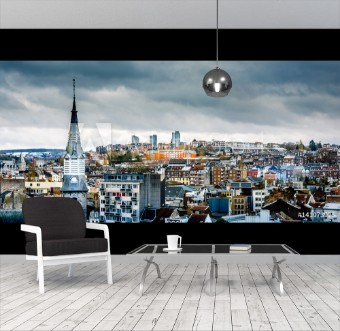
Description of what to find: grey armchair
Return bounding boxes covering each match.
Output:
[21,197,112,293]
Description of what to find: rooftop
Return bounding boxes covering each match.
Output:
[323,203,340,210]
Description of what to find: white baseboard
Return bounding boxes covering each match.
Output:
[1,254,339,265]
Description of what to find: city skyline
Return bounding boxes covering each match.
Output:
[1,61,340,150]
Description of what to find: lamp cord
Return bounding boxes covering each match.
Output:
[216,0,219,68]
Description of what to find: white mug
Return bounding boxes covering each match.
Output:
[167,235,182,250]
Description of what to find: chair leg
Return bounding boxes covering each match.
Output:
[107,254,113,284]
[68,264,73,277]
[37,259,44,294]
[37,266,39,281]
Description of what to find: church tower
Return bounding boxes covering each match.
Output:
[18,153,26,171]
[61,79,88,214]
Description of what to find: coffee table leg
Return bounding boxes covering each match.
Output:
[210,257,218,296]
[139,256,161,296]
[215,260,218,279]
[272,256,286,294]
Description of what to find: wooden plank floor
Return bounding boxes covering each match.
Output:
[0,261,339,331]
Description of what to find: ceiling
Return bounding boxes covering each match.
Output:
[0,0,339,29]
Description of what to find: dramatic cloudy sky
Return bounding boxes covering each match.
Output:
[0,61,339,150]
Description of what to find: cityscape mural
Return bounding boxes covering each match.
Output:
[0,61,340,224]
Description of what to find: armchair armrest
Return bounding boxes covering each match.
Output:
[86,223,110,239]
[20,224,43,258]
[86,223,111,254]
[21,224,42,236]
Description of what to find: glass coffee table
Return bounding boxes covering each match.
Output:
[127,244,299,296]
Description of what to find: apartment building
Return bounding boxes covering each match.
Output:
[25,181,63,196]
[190,165,210,186]
[211,165,227,185]
[227,167,247,181]
[145,149,196,160]
[165,166,191,185]
[231,195,248,215]
[252,189,268,213]
[99,173,165,222]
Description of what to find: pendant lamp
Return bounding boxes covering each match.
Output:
[203,0,232,97]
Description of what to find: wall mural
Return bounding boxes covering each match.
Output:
[0,61,339,224]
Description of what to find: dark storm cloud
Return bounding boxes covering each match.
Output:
[0,60,340,149]
[0,61,165,91]
[234,61,340,88]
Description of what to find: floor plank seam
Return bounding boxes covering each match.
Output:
[2,263,142,331]
[152,265,197,331]
[260,263,294,331]
[1,262,339,331]
[282,264,334,331]
[248,264,273,331]
[192,264,209,331]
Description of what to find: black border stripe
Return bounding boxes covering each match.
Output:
[0,29,339,60]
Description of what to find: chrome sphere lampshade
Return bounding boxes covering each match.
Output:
[203,0,232,97]
[203,67,232,97]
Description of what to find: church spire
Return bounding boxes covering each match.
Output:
[66,78,83,157]
[71,78,78,123]
[62,78,88,214]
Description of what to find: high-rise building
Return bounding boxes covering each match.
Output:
[99,173,165,223]
[96,146,106,154]
[61,79,88,214]
[150,134,157,149]
[132,135,139,144]
[172,130,180,147]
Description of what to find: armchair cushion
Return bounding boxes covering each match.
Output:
[22,197,86,242]
[26,238,108,256]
